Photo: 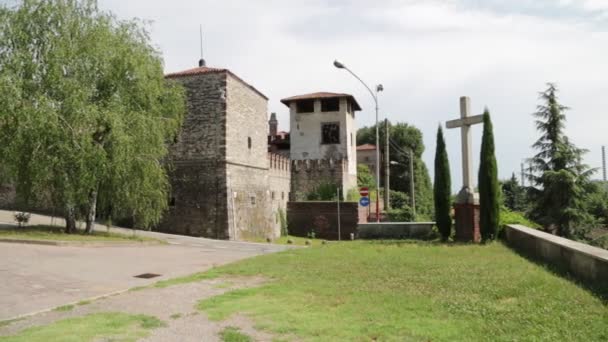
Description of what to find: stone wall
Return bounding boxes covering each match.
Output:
[505,224,608,287]
[290,159,347,200]
[287,201,359,240]
[268,153,291,237]
[224,73,275,240]
[157,72,229,238]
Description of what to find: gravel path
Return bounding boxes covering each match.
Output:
[0,276,276,341]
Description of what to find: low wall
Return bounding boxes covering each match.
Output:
[358,222,435,239]
[505,224,608,286]
[287,201,358,240]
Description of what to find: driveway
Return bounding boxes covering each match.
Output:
[0,211,292,321]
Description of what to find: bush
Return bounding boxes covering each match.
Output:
[390,191,409,210]
[500,208,540,229]
[387,207,414,222]
[306,181,339,201]
[14,212,31,227]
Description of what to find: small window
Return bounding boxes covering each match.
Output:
[272,191,275,200]
[169,197,176,206]
[250,195,256,206]
[248,137,252,149]
[296,100,314,113]
[365,156,370,162]
[321,98,339,112]
[281,192,284,200]
[321,122,340,144]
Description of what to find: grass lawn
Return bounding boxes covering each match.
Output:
[0,312,164,342]
[189,241,608,341]
[245,235,325,247]
[0,225,160,243]
[219,326,253,342]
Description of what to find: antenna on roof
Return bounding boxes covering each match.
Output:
[198,24,206,67]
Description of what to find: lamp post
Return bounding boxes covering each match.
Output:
[390,151,416,219]
[334,59,383,222]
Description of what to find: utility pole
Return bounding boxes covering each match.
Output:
[520,163,525,187]
[409,148,415,219]
[384,118,390,210]
[602,146,606,182]
[337,187,341,241]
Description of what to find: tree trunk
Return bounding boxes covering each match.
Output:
[65,205,76,234]
[85,190,97,234]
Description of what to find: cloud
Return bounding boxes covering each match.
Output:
[87,1,608,187]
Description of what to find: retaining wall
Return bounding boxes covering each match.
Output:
[505,224,608,286]
[287,201,358,240]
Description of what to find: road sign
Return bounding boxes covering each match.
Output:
[359,196,370,207]
[359,187,369,197]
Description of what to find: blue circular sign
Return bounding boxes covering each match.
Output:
[359,196,370,207]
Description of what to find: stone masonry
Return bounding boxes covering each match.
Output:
[158,65,289,239]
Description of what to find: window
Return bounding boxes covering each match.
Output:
[321,98,339,112]
[321,122,340,144]
[248,137,252,149]
[365,156,370,162]
[250,195,256,206]
[169,197,176,206]
[271,191,275,200]
[281,192,284,200]
[296,100,314,113]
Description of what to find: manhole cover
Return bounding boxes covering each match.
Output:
[134,273,161,279]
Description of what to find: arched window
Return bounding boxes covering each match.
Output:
[248,137,252,149]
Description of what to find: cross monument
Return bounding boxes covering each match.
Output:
[446,96,484,242]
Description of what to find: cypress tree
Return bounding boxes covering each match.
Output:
[478,109,500,241]
[434,126,452,241]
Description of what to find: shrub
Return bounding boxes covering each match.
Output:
[14,212,31,228]
[387,207,414,222]
[390,191,409,210]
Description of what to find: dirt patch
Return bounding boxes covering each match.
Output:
[0,276,275,341]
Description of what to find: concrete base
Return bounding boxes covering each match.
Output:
[454,202,480,243]
[358,222,435,239]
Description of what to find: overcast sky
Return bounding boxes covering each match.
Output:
[14,0,608,189]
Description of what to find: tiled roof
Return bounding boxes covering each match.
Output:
[280,92,361,111]
[165,66,268,100]
[164,66,227,78]
[357,144,376,151]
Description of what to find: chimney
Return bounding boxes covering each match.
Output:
[269,112,278,139]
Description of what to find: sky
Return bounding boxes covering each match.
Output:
[8,0,608,190]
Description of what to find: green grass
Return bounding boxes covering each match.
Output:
[0,225,161,243]
[0,312,165,342]
[169,313,182,320]
[245,235,325,246]
[191,241,607,341]
[219,326,253,342]
[53,304,74,312]
[0,318,23,328]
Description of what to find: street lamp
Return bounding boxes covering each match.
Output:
[334,59,383,222]
[390,152,416,219]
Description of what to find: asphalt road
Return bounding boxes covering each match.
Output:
[0,211,292,320]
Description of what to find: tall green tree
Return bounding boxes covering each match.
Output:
[528,84,593,238]
[501,173,527,212]
[357,122,434,219]
[434,126,452,241]
[0,0,185,233]
[478,109,499,241]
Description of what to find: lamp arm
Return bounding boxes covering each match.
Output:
[343,67,378,104]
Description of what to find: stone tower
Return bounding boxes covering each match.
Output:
[158,64,288,239]
[268,112,278,139]
[281,92,360,199]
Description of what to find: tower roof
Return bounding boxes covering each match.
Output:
[165,66,268,100]
[280,92,361,111]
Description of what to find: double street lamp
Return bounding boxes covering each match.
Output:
[334,60,383,221]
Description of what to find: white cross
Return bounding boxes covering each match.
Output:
[446,96,483,204]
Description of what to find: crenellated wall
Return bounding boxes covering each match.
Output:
[290,158,355,200]
[268,153,291,237]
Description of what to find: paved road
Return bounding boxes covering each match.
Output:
[0,211,292,321]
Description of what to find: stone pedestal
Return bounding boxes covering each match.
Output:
[454,188,480,243]
[454,202,480,243]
